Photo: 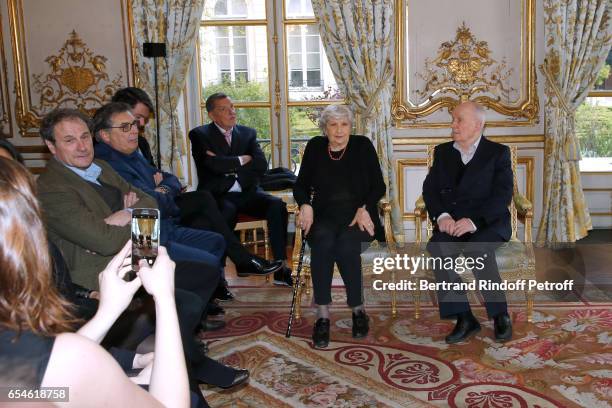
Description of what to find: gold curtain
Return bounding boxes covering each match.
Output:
[131,0,205,182]
[311,0,403,240]
[537,0,612,247]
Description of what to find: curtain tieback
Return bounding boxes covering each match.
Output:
[539,61,575,115]
[356,62,393,122]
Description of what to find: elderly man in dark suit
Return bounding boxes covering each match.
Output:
[423,101,513,344]
[189,93,293,286]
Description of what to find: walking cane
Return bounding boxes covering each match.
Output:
[285,231,306,338]
[286,190,313,338]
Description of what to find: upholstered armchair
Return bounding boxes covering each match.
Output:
[413,145,536,322]
[291,199,400,319]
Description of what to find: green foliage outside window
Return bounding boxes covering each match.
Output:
[576,63,612,158]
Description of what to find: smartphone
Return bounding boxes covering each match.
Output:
[127,208,160,281]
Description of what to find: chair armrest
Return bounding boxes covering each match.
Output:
[414,195,426,242]
[513,192,533,243]
[513,193,532,214]
[378,199,397,246]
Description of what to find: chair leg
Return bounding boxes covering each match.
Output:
[526,289,535,323]
[263,226,270,260]
[391,269,398,318]
[253,229,258,253]
[414,283,421,320]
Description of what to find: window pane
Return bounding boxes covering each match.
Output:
[203,0,265,19]
[200,25,269,102]
[287,0,300,15]
[576,97,612,158]
[285,0,314,19]
[232,0,247,16]
[288,54,302,69]
[286,25,343,101]
[290,70,303,87]
[306,53,320,69]
[214,0,227,15]
[237,107,272,165]
[216,37,230,49]
[288,37,301,52]
[593,50,611,91]
[305,36,319,53]
[289,106,323,172]
[306,70,321,87]
[234,54,248,70]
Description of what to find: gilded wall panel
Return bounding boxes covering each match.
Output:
[393,0,538,128]
[7,0,131,137]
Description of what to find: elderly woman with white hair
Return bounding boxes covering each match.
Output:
[294,104,386,348]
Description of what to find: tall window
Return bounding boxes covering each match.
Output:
[577,49,612,170]
[284,0,343,170]
[199,0,270,162]
[197,0,344,171]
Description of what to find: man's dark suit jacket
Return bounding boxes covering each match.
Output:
[422,136,513,241]
[188,123,267,194]
[138,135,156,168]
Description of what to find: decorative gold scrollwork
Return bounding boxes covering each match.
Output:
[415,23,515,101]
[31,30,123,118]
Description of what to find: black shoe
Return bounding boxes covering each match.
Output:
[445,312,481,344]
[220,369,250,389]
[214,283,235,302]
[312,318,330,348]
[352,310,369,339]
[236,257,283,277]
[207,302,225,316]
[201,319,226,332]
[273,266,293,287]
[494,312,512,343]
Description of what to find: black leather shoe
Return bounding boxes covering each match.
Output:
[352,310,369,338]
[202,319,226,332]
[312,318,330,348]
[220,369,250,389]
[214,284,235,302]
[445,312,481,344]
[207,302,225,316]
[494,312,512,343]
[273,266,293,287]
[236,257,283,277]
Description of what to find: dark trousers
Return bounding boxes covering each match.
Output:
[222,188,289,261]
[426,228,508,319]
[308,220,374,307]
[177,190,251,266]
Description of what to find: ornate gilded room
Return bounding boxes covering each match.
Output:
[0,0,610,407]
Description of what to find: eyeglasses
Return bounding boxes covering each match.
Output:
[108,120,140,133]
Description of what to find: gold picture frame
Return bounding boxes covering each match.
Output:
[392,0,539,128]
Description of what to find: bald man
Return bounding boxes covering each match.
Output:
[423,101,513,344]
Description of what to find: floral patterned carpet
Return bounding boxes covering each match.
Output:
[199,285,612,407]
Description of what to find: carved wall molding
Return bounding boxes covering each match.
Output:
[7,0,127,137]
[0,7,11,137]
[393,0,539,128]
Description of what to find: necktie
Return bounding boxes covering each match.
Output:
[224,129,232,146]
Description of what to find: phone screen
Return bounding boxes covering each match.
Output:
[128,208,160,280]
